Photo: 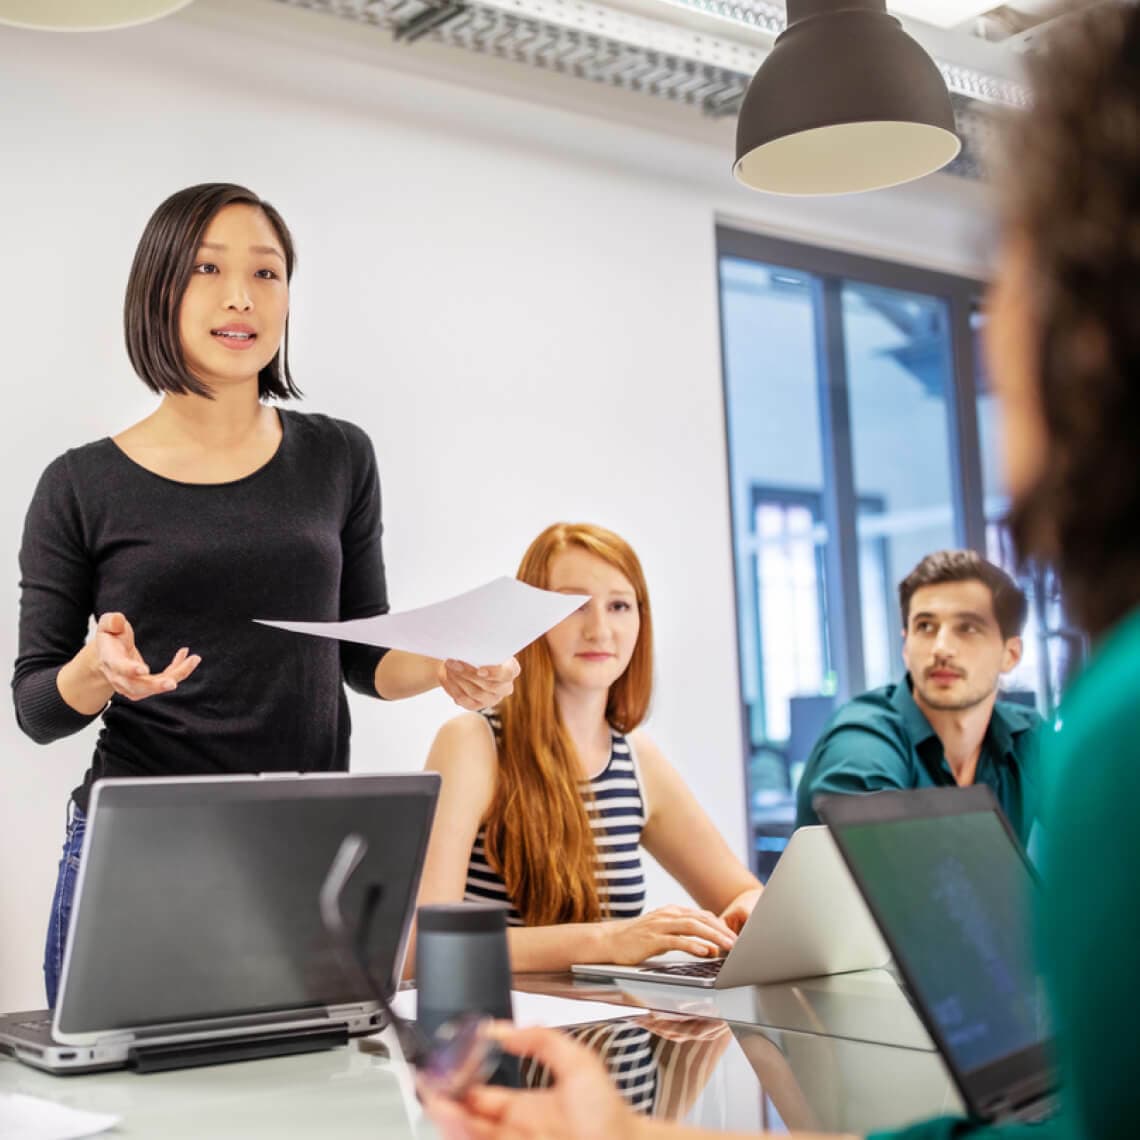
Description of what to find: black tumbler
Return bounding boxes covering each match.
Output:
[415,902,518,1087]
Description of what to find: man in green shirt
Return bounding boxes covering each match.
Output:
[795,550,1043,844]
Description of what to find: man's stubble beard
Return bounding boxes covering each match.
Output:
[914,674,999,713]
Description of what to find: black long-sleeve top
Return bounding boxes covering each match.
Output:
[12,410,389,813]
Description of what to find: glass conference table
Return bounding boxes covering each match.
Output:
[0,968,963,1138]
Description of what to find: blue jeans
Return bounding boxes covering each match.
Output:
[44,803,85,1009]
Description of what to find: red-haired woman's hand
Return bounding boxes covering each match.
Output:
[596,906,737,965]
[719,887,763,934]
[437,656,520,711]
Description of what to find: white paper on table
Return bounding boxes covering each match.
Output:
[0,1093,120,1140]
[256,576,588,665]
[392,988,646,1029]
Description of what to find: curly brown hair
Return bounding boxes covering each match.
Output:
[1001,3,1140,638]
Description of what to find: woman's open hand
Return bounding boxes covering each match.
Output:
[93,612,201,701]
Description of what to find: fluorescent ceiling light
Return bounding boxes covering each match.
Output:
[887,0,998,29]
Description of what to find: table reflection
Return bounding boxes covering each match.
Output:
[513,974,964,1137]
[523,1013,733,1118]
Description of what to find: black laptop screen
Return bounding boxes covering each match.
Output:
[836,810,1047,1075]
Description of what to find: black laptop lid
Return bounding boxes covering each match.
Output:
[55,773,439,1037]
[816,787,1053,1117]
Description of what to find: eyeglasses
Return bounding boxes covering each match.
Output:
[319,833,502,1099]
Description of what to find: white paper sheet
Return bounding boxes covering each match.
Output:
[0,1093,119,1140]
[392,989,645,1029]
[256,576,588,665]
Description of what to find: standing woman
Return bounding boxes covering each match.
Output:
[13,183,518,1007]
[413,522,762,974]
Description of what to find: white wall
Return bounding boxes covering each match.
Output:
[0,0,990,1010]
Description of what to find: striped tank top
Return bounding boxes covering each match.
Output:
[524,1021,658,1113]
[522,1016,733,1116]
[464,712,647,926]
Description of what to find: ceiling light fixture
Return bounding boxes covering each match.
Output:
[733,0,962,195]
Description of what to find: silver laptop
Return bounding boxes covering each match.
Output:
[0,771,439,1074]
[572,825,889,989]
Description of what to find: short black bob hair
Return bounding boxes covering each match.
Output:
[123,183,301,401]
[898,549,1028,641]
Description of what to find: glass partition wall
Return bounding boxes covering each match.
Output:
[716,228,1075,877]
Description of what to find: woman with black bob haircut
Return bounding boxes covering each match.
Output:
[124,184,302,402]
[14,182,519,1008]
[423,5,1140,1139]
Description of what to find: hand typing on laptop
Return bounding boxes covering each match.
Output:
[593,906,737,965]
[573,827,890,990]
[721,888,763,934]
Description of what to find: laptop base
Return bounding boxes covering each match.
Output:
[1,773,439,1079]
[572,956,722,988]
[128,1022,350,1074]
[4,1015,354,1077]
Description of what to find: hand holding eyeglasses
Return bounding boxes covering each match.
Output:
[421,1023,639,1140]
[319,833,503,1100]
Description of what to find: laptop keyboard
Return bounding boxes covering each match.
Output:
[641,958,725,979]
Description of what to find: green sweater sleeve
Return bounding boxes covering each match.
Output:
[872,609,1140,1140]
[1032,665,1140,1138]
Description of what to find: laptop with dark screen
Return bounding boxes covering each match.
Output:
[0,772,438,1074]
[816,786,1057,1124]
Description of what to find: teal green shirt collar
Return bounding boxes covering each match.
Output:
[890,677,938,748]
[796,676,1044,839]
[891,674,1033,773]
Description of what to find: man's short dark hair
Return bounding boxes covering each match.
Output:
[899,550,1028,640]
[123,182,301,401]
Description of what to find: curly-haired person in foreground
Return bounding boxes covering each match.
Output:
[424,4,1140,1138]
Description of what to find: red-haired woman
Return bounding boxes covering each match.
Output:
[412,522,763,973]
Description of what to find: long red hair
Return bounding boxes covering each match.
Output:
[482,523,654,926]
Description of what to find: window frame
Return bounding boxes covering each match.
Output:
[717,226,988,707]
[717,226,991,871]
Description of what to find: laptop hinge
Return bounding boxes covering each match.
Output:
[326,1002,376,1021]
[127,1023,349,1074]
[982,1074,1055,1118]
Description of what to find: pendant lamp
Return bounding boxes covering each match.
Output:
[0,0,192,32]
[733,0,962,195]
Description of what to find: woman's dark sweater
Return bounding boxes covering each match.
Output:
[12,409,389,812]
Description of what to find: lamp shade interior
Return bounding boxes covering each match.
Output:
[735,120,963,195]
[733,0,961,195]
[0,0,192,31]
